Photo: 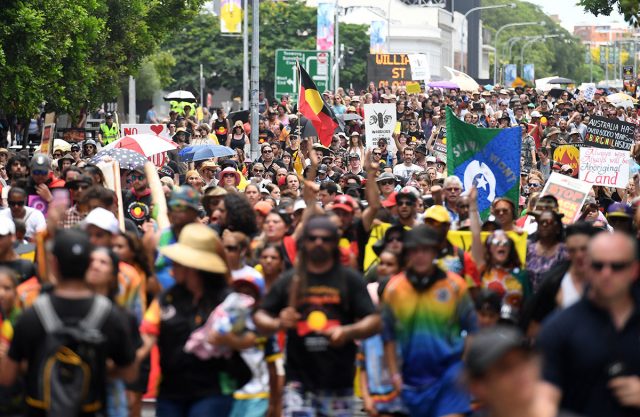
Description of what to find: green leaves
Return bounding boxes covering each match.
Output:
[579,0,639,27]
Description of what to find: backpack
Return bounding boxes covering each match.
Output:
[27,294,112,417]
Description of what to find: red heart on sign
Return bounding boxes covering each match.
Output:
[150,125,164,135]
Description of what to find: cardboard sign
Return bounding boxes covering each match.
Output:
[540,172,592,224]
[364,103,396,149]
[579,147,630,188]
[447,230,528,265]
[553,145,581,176]
[40,124,55,155]
[406,82,421,94]
[121,124,171,140]
[584,115,635,151]
[623,65,634,81]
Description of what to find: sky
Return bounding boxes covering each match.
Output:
[525,0,628,31]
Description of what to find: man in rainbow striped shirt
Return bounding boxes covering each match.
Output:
[382,224,478,417]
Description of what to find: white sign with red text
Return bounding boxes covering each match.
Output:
[121,124,171,140]
[579,147,630,188]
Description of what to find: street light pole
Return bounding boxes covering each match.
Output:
[242,0,248,109]
[493,21,545,84]
[519,34,561,76]
[460,3,515,72]
[249,0,259,160]
[334,1,340,92]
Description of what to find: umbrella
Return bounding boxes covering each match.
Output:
[105,134,178,156]
[547,88,574,100]
[90,148,149,170]
[338,113,362,122]
[444,66,480,92]
[606,92,636,109]
[547,77,575,85]
[163,90,197,102]
[178,144,236,162]
[228,109,250,124]
[428,81,459,89]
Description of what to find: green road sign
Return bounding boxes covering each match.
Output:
[275,49,332,102]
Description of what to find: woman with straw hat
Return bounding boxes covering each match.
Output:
[140,223,252,416]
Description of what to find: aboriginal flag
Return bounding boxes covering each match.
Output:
[297,62,339,146]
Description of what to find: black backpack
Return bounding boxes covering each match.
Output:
[28,294,111,417]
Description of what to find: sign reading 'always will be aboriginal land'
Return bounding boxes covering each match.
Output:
[584,115,635,151]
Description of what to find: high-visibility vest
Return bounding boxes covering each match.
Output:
[100,123,119,144]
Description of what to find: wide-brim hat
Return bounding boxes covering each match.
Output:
[217,167,241,185]
[159,223,227,274]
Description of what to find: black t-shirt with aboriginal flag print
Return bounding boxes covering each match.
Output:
[260,265,375,391]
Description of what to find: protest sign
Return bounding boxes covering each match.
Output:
[447,231,528,265]
[553,145,581,175]
[582,83,596,102]
[406,82,421,94]
[40,123,55,155]
[584,115,635,151]
[540,172,592,224]
[407,53,429,81]
[623,65,634,81]
[579,147,629,188]
[121,124,171,139]
[364,103,396,148]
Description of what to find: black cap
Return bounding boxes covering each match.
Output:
[51,229,93,278]
[404,225,440,249]
[465,325,531,378]
[106,112,113,118]
[71,143,80,151]
[65,175,93,189]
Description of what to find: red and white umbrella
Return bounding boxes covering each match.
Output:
[104,134,178,157]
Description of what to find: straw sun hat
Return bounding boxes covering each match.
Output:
[159,223,227,274]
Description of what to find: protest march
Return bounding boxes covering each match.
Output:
[3,1,640,417]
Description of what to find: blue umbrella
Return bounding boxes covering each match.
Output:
[178,144,235,162]
[90,148,148,170]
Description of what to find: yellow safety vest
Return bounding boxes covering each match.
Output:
[100,123,119,144]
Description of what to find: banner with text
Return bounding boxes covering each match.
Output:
[407,53,430,82]
[540,172,592,224]
[367,54,412,88]
[584,115,634,151]
[364,103,396,149]
[579,147,629,188]
[121,124,172,140]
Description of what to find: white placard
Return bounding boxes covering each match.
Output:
[583,83,596,102]
[407,53,430,81]
[579,147,630,188]
[121,123,171,140]
[364,103,396,149]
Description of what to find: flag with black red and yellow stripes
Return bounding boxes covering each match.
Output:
[297,62,339,146]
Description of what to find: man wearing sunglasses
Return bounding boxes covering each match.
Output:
[255,216,380,417]
[122,166,152,227]
[1,187,46,241]
[24,153,65,214]
[538,232,640,417]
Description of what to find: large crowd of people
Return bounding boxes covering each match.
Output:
[0,81,640,417]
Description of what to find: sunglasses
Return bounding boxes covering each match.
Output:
[8,201,25,207]
[130,174,145,181]
[591,260,633,272]
[490,239,510,247]
[262,149,273,153]
[253,169,264,173]
[68,183,89,191]
[373,152,381,156]
[306,235,334,243]
[445,187,461,192]
[378,180,395,186]
[224,245,240,252]
[494,209,511,215]
[387,236,402,242]
[397,200,415,207]
[170,204,193,212]
[528,183,541,188]
[538,219,554,227]
[222,173,237,179]
[32,170,49,176]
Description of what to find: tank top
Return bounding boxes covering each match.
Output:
[212,118,228,142]
[230,134,246,150]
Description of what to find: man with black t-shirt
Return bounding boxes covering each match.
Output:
[0,229,136,417]
[122,167,152,228]
[254,216,380,417]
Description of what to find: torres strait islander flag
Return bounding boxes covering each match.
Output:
[297,62,339,146]
[446,107,521,219]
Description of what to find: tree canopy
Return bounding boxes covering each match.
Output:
[162,0,369,100]
[0,0,204,117]
[579,0,639,27]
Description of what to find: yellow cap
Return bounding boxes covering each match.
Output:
[424,205,451,224]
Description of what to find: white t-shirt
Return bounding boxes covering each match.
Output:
[0,207,46,239]
[560,271,581,309]
[393,163,422,181]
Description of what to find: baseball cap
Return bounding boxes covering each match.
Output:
[71,143,81,151]
[232,275,266,298]
[105,112,113,118]
[333,194,355,213]
[169,185,201,211]
[349,152,360,159]
[397,186,419,202]
[82,207,120,235]
[607,202,632,219]
[382,192,397,208]
[30,153,51,171]
[424,204,451,223]
[465,325,531,378]
[404,224,441,249]
[426,155,437,163]
[318,164,328,173]
[158,165,175,179]
[0,217,15,236]
[293,199,307,212]
[51,228,93,273]
[83,139,97,147]
[530,111,541,118]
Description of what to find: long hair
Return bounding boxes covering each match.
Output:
[484,232,521,270]
[120,232,153,278]
[223,193,258,237]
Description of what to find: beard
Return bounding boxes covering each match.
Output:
[308,246,332,263]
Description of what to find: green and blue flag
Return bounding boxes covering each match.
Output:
[446,108,521,218]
